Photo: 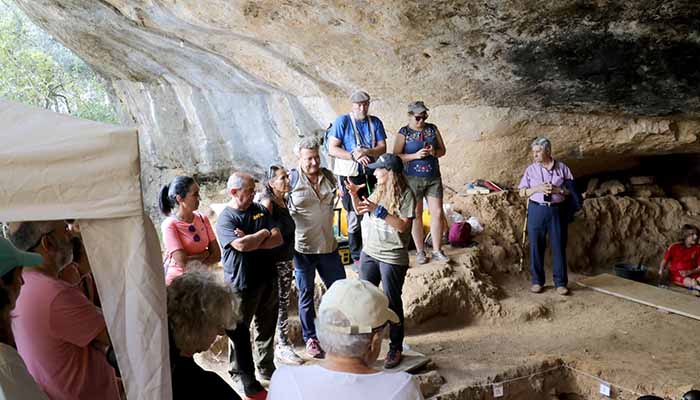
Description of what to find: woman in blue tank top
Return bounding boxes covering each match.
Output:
[393,101,450,264]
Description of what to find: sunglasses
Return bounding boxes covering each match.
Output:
[414,115,428,121]
[188,224,201,242]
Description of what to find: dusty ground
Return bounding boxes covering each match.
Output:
[193,184,700,399]
[195,245,699,399]
[413,259,700,398]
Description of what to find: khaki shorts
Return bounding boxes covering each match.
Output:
[407,176,443,199]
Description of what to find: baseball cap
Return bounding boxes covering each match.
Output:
[367,153,403,174]
[407,101,429,114]
[350,90,370,103]
[318,279,399,334]
[0,237,43,277]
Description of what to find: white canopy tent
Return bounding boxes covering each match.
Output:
[0,100,172,399]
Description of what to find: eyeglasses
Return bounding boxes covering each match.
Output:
[188,224,201,242]
[414,115,427,121]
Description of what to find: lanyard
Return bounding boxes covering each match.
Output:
[349,114,376,149]
[538,161,557,184]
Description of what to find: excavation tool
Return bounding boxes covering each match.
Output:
[518,202,528,272]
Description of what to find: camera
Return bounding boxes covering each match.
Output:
[543,194,552,203]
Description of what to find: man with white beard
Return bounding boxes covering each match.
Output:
[8,221,119,400]
[327,91,387,268]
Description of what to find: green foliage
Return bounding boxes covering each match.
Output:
[0,1,117,123]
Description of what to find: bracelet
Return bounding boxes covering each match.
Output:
[374,205,389,220]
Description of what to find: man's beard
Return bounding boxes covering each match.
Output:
[353,111,367,120]
[54,244,74,272]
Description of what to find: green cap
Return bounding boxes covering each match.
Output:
[0,237,43,277]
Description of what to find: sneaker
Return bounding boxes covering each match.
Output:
[275,344,304,365]
[244,388,268,400]
[384,349,402,369]
[415,251,427,265]
[530,284,543,293]
[305,338,325,359]
[556,286,569,296]
[431,250,450,262]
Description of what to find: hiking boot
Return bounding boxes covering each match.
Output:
[415,251,427,265]
[244,388,268,400]
[432,250,450,263]
[530,284,543,293]
[556,286,569,296]
[275,344,304,365]
[384,349,402,369]
[305,338,325,359]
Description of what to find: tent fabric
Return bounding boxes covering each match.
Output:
[0,100,172,400]
[0,100,142,221]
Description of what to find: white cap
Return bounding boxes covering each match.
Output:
[318,279,399,334]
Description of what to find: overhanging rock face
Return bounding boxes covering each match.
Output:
[13,1,700,195]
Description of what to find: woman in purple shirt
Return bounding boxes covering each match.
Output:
[393,101,450,264]
[518,137,574,296]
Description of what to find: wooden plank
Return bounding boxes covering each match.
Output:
[577,274,700,321]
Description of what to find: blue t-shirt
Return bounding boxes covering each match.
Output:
[399,123,441,178]
[331,114,387,152]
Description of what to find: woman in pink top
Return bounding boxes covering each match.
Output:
[159,176,221,285]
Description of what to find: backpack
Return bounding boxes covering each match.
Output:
[448,222,472,247]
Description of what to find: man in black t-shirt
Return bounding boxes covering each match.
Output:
[216,172,282,399]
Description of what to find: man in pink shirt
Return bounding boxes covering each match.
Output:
[518,137,575,296]
[8,221,119,400]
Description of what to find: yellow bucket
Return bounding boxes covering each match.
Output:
[333,205,432,236]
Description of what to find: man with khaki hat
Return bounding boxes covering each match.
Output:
[268,279,423,400]
[327,90,387,268]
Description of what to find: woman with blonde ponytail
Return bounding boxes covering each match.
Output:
[345,153,415,370]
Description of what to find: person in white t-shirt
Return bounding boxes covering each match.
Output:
[0,237,48,400]
[268,279,423,400]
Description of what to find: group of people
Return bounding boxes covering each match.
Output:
[3,90,699,400]
[156,90,444,399]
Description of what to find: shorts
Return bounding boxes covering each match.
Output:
[406,175,443,199]
[670,271,700,286]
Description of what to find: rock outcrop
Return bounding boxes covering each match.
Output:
[11,1,700,210]
[450,191,700,275]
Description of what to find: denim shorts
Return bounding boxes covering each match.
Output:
[406,175,443,199]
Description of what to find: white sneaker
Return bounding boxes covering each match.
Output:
[275,344,304,365]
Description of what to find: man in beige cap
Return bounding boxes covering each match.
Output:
[268,279,423,400]
[327,91,387,269]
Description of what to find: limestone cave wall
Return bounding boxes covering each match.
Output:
[11,1,700,210]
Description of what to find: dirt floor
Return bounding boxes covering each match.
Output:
[193,184,699,399]
[195,245,699,399]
